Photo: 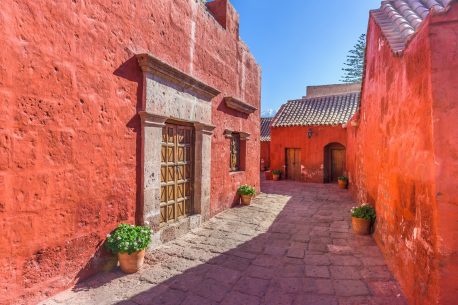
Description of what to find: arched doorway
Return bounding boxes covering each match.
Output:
[324,143,346,183]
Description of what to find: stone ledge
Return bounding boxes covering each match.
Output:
[229,171,245,175]
[224,129,251,140]
[224,96,257,114]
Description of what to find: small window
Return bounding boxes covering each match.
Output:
[230,133,241,171]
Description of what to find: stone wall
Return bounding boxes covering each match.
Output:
[270,126,347,183]
[0,0,261,304]
[346,4,458,305]
[305,83,361,98]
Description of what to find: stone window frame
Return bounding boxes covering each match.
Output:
[224,129,250,173]
[230,132,241,172]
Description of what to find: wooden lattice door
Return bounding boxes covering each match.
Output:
[160,123,194,225]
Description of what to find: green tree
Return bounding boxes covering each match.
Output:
[341,34,366,83]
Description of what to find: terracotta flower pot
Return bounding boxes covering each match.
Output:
[118,250,146,274]
[272,174,280,181]
[240,194,253,205]
[338,179,347,189]
[352,217,371,235]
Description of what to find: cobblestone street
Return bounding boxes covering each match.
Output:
[41,180,407,305]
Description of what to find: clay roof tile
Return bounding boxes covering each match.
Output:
[261,117,273,141]
[372,0,454,53]
[271,91,360,128]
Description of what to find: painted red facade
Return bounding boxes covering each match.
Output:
[0,0,260,304]
[346,3,458,305]
[270,126,347,183]
[260,141,270,170]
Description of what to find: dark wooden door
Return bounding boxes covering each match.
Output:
[160,123,193,225]
[330,148,345,182]
[286,148,301,181]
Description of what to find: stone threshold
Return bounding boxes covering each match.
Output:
[149,214,202,250]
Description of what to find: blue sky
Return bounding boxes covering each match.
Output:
[230,0,381,116]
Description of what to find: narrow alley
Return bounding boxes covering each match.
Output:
[41,180,407,305]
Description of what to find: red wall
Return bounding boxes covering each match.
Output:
[270,126,347,183]
[260,141,270,170]
[428,6,458,303]
[346,5,458,305]
[0,0,260,304]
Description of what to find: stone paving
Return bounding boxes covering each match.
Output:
[41,179,407,305]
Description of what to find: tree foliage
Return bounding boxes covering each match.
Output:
[341,34,366,83]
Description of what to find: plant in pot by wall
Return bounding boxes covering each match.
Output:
[272,169,282,181]
[106,224,152,274]
[238,184,256,205]
[351,204,376,235]
[338,176,348,189]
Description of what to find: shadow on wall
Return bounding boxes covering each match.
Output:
[216,100,250,119]
[113,56,144,226]
[69,56,145,288]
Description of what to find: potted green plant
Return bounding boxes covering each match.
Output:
[238,184,256,205]
[106,224,152,273]
[351,204,376,235]
[272,169,282,181]
[338,176,348,189]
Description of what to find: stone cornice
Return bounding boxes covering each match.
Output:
[224,129,251,140]
[139,111,168,128]
[136,53,220,100]
[239,132,251,140]
[195,122,216,135]
[224,96,257,114]
[224,129,233,138]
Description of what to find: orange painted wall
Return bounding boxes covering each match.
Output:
[0,0,260,304]
[270,126,347,183]
[346,5,458,305]
[260,141,271,170]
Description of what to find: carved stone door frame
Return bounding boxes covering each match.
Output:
[136,53,219,245]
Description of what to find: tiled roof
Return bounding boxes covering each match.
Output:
[260,117,272,141]
[372,0,453,53]
[271,92,360,127]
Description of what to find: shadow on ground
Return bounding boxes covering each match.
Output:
[43,178,407,305]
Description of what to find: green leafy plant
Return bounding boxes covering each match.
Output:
[338,176,348,181]
[237,184,256,196]
[351,204,376,221]
[106,224,152,254]
[272,169,282,175]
